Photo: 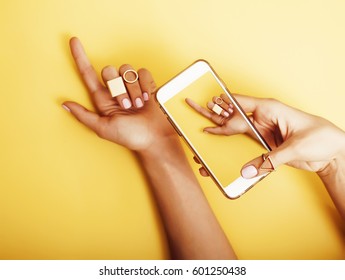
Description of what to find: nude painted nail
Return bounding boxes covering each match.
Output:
[241,165,258,179]
[122,98,132,109]
[62,104,70,112]
[143,92,149,101]
[135,98,144,108]
[223,111,230,117]
[228,107,233,113]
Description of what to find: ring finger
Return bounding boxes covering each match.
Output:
[119,64,144,109]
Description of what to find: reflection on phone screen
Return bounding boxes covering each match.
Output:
[164,71,267,189]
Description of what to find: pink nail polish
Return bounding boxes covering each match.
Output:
[122,98,132,109]
[62,104,70,112]
[228,107,233,113]
[135,98,144,108]
[143,92,149,101]
[241,165,258,179]
[224,111,230,117]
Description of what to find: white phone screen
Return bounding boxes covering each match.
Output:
[158,61,270,197]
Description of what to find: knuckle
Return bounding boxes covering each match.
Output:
[138,68,156,90]
[150,80,157,91]
[137,67,149,75]
[265,97,279,105]
[101,65,115,76]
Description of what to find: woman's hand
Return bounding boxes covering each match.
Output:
[186,94,345,178]
[63,37,175,152]
[187,94,345,219]
[62,38,236,258]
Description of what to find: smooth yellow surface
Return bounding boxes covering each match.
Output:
[0,0,344,259]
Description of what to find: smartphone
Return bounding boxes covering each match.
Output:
[156,60,271,199]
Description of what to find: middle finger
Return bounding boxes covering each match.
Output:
[102,65,133,109]
[119,64,144,109]
[213,95,233,113]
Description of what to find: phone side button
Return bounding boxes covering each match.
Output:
[166,117,182,136]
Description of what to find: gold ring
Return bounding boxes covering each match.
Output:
[123,69,139,84]
[107,76,127,97]
[215,96,223,105]
[259,153,276,172]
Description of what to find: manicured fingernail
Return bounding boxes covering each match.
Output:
[135,97,144,108]
[203,130,209,134]
[223,111,230,117]
[241,165,258,179]
[62,104,70,112]
[228,107,233,113]
[122,98,132,109]
[143,92,149,101]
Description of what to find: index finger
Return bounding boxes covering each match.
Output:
[69,37,104,95]
[185,98,227,125]
[185,98,213,119]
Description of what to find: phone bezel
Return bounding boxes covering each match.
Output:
[156,60,271,199]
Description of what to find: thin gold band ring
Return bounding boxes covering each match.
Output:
[123,69,139,84]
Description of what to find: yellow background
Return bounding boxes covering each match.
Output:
[0,0,344,259]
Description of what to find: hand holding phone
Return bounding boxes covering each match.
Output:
[156,60,272,199]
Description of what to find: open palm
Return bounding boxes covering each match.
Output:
[63,37,175,151]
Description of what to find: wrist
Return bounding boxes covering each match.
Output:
[317,153,345,220]
[135,134,200,195]
[312,125,345,219]
[316,147,345,200]
[317,127,345,180]
[317,156,345,179]
[136,135,183,161]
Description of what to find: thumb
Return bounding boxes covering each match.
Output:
[62,101,103,135]
[240,143,293,179]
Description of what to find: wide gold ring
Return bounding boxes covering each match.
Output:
[212,104,223,115]
[215,96,223,105]
[107,76,127,97]
[123,69,139,84]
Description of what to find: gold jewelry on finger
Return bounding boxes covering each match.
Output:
[259,153,276,172]
[215,96,223,105]
[123,69,139,84]
[212,104,223,115]
[107,76,127,97]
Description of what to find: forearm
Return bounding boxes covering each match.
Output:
[137,136,236,259]
[318,155,345,220]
